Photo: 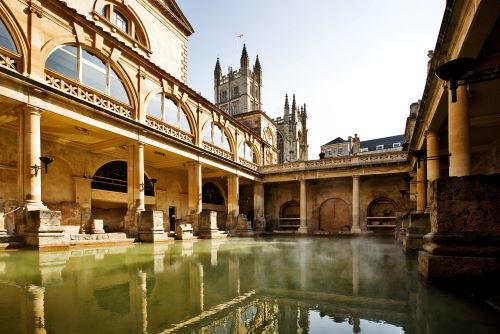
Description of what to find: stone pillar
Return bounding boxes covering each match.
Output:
[297,179,308,234]
[138,271,148,334]
[199,210,222,239]
[73,176,91,233]
[28,285,46,334]
[351,239,359,296]
[23,107,45,211]
[27,0,45,80]
[253,182,266,232]
[448,85,471,176]
[351,176,361,233]
[416,162,426,214]
[228,256,240,297]
[186,161,202,233]
[139,210,168,242]
[189,263,204,313]
[426,131,440,205]
[125,142,145,237]
[135,143,145,211]
[227,175,239,230]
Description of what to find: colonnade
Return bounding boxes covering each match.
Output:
[14,105,266,243]
[414,85,471,212]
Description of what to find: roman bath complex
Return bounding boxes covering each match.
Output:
[0,0,499,291]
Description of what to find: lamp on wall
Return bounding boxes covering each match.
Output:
[435,57,476,102]
[31,156,54,177]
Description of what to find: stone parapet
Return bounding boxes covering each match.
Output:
[418,174,500,284]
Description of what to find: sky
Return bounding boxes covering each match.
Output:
[176,0,445,159]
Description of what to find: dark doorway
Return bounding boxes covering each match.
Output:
[168,207,176,232]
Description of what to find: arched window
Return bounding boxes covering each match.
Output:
[46,45,130,105]
[0,17,16,53]
[99,2,147,46]
[91,161,154,196]
[202,182,224,205]
[239,142,257,163]
[146,93,191,133]
[202,121,231,151]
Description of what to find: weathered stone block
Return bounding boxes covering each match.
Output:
[24,210,67,248]
[175,223,193,240]
[403,213,430,254]
[430,174,500,234]
[90,219,105,234]
[419,174,500,283]
[199,211,225,239]
[139,211,169,242]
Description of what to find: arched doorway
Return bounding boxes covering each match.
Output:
[366,197,398,227]
[319,198,351,232]
[202,182,226,230]
[279,200,300,230]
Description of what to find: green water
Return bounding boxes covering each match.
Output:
[0,238,498,333]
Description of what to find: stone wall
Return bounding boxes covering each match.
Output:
[430,174,500,234]
[264,174,405,233]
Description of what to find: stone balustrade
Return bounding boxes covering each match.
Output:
[261,151,408,173]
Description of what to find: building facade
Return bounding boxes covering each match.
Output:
[275,94,309,163]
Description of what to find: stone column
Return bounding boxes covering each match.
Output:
[297,179,308,234]
[135,143,145,211]
[73,176,91,233]
[351,239,359,296]
[351,176,361,234]
[23,107,45,211]
[28,285,46,334]
[227,174,239,230]
[186,161,202,233]
[189,262,204,313]
[138,271,148,334]
[426,130,440,204]
[416,162,426,214]
[253,182,266,232]
[448,85,471,176]
[125,142,145,237]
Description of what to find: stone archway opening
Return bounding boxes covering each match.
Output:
[279,200,300,230]
[366,197,398,229]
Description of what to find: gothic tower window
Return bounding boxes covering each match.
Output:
[45,45,130,105]
[146,93,192,133]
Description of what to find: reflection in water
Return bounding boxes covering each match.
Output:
[0,238,498,333]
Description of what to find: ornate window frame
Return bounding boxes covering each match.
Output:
[92,0,151,56]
